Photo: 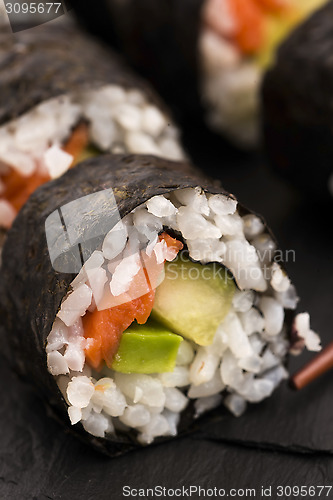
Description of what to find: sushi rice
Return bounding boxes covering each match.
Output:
[47,187,320,444]
[0,85,183,230]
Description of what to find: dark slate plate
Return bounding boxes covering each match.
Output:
[1,357,333,500]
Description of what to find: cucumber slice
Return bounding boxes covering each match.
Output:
[152,255,236,346]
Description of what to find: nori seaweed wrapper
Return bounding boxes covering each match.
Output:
[0,20,167,126]
[71,0,204,124]
[0,154,291,456]
[261,1,333,200]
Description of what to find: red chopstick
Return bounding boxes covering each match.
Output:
[290,341,333,390]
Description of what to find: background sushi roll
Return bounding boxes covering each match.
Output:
[0,154,320,454]
[0,21,184,233]
[72,0,325,147]
[262,0,333,200]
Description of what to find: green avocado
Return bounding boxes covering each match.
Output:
[256,0,327,69]
[74,144,101,166]
[112,320,183,374]
[151,255,236,346]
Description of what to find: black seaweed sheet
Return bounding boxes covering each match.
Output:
[0,19,166,126]
[262,0,333,199]
[1,127,333,497]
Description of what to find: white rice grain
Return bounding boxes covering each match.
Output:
[64,342,85,372]
[102,221,128,261]
[158,366,190,388]
[93,378,127,417]
[252,234,276,264]
[177,206,222,240]
[44,144,73,179]
[141,105,166,137]
[224,393,247,417]
[176,340,195,366]
[238,355,262,374]
[120,404,151,428]
[138,414,169,444]
[223,239,267,291]
[47,351,69,376]
[146,195,178,218]
[126,131,161,156]
[232,289,255,313]
[187,238,226,263]
[221,312,254,359]
[158,137,184,161]
[259,297,284,336]
[188,369,225,398]
[114,103,142,131]
[242,214,264,240]
[189,347,220,386]
[175,187,210,216]
[214,213,243,236]
[68,406,82,425]
[57,284,92,327]
[294,313,321,352]
[208,194,237,216]
[239,308,265,336]
[274,284,299,310]
[163,410,180,436]
[82,411,112,438]
[67,376,95,408]
[46,318,69,353]
[270,263,291,293]
[164,387,188,413]
[115,373,166,408]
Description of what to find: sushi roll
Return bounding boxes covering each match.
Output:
[0,21,183,233]
[0,154,320,453]
[72,0,325,147]
[262,0,333,199]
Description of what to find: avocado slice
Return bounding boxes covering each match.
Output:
[151,255,236,346]
[256,0,327,69]
[73,144,101,166]
[112,320,183,374]
[256,13,298,68]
